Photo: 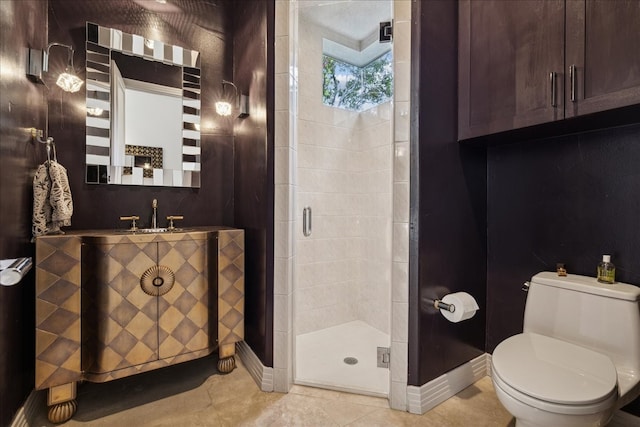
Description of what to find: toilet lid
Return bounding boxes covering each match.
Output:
[492,333,617,405]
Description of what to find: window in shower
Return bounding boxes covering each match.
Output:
[322,51,393,111]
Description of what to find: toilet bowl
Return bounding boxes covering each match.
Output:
[492,333,618,427]
[490,272,640,427]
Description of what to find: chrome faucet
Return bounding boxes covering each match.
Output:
[151,199,158,229]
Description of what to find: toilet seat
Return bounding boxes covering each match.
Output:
[492,332,618,415]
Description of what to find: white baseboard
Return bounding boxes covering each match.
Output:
[237,341,274,392]
[407,353,489,415]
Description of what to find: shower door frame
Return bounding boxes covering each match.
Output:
[272,0,412,410]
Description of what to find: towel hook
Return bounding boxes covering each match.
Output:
[31,128,55,162]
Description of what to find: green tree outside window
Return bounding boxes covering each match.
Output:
[322,51,393,111]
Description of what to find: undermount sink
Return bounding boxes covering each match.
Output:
[137,228,170,233]
[115,228,186,234]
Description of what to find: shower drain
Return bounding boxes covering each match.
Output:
[343,357,358,365]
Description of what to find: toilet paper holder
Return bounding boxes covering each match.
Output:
[0,257,33,286]
[432,299,455,313]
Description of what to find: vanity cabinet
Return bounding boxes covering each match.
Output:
[458,0,640,140]
[81,235,214,379]
[35,227,244,423]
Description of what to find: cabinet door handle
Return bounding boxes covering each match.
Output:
[569,64,577,102]
[549,72,557,107]
[303,207,312,237]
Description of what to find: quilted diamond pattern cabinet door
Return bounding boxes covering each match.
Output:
[81,240,159,376]
[157,235,212,360]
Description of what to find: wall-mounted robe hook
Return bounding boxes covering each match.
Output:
[31,128,55,161]
[30,128,53,144]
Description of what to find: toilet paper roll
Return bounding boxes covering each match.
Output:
[439,292,479,323]
[0,257,33,286]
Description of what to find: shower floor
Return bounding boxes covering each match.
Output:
[295,320,390,397]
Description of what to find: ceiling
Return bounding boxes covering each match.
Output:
[298,0,393,66]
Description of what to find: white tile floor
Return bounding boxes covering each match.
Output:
[295,320,389,396]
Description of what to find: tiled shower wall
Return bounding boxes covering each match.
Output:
[354,105,394,334]
[295,18,393,336]
[274,0,411,410]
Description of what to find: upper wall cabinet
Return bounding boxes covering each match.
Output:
[565,1,640,118]
[458,0,640,141]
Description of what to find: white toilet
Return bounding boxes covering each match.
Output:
[491,272,640,427]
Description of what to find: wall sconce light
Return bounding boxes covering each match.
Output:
[215,80,249,118]
[27,42,84,93]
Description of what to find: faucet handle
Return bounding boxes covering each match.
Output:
[166,215,184,231]
[120,215,140,231]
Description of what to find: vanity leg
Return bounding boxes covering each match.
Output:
[47,382,77,424]
[217,343,236,373]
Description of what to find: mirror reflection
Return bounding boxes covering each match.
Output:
[85,22,201,188]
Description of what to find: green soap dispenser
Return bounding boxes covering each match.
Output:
[597,255,615,284]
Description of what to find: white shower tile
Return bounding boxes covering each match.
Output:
[390,380,408,411]
[393,223,409,263]
[394,101,410,142]
[366,170,393,193]
[393,182,410,223]
[274,367,289,393]
[394,142,410,183]
[275,73,290,111]
[295,238,314,265]
[275,220,293,258]
[275,256,293,295]
[392,261,409,303]
[391,302,409,343]
[275,35,289,74]
[274,330,288,369]
[394,61,411,103]
[391,341,408,383]
[275,0,289,37]
[275,294,290,332]
[393,20,411,63]
[275,184,293,221]
[275,147,292,185]
[394,0,412,23]
[275,111,290,148]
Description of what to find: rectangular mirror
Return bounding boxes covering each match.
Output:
[85,22,201,187]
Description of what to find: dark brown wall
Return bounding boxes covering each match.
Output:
[0,1,48,423]
[231,0,274,366]
[409,0,487,386]
[486,123,640,414]
[2,0,271,422]
[46,0,235,231]
[48,0,275,369]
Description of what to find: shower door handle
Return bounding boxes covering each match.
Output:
[303,207,312,237]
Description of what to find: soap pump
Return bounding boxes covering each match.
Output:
[597,255,615,284]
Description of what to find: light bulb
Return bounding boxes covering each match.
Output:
[215,101,232,116]
[56,69,84,93]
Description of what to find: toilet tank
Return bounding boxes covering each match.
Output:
[523,272,640,375]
